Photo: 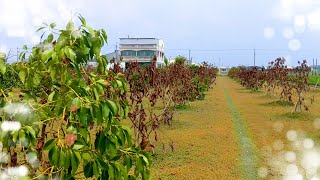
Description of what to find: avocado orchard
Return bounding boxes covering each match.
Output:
[228,58,311,113]
[0,16,151,179]
[0,15,219,179]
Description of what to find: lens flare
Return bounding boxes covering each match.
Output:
[287,130,298,141]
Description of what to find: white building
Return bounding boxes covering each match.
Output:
[119,38,165,67]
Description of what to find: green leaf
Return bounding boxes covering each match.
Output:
[66,21,75,31]
[72,141,84,150]
[93,44,101,56]
[116,80,124,94]
[95,104,103,124]
[102,102,110,120]
[94,132,105,152]
[50,23,56,29]
[33,73,41,86]
[106,100,118,115]
[82,152,91,163]
[93,161,100,179]
[71,150,81,174]
[0,60,6,75]
[23,45,28,50]
[78,15,87,26]
[101,29,108,43]
[19,129,26,141]
[135,156,143,175]
[41,49,53,61]
[142,168,151,180]
[79,128,89,143]
[58,148,66,168]
[93,87,99,101]
[140,155,149,166]
[44,139,57,151]
[0,52,6,61]
[108,164,115,180]
[79,108,89,126]
[19,70,27,84]
[49,146,59,166]
[122,126,133,147]
[25,126,36,139]
[47,33,54,43]
[50,67,57,81]
[109,142,117,158]
[72,97,81,108]
[84,162,94,178]
[36,27,46,32]
[65,47,76,62]
[66,125,77,134]
[48,91,55,102]
[64,150,71,170]
[124,156,132,171]
[12,131,19,143]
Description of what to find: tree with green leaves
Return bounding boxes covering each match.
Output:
[0,15,151,179]
[164,56,168,66]
[0,52,6,62]
[174,56,187,65]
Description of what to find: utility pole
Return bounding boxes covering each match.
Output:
[317,58,318,75]
[115,43,118,62]
[313,58,315,75]
[188,49,191,63]
[17,47,19,62]
[253,48,256,67]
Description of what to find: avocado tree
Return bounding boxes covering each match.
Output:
[0,15,150,179]
[174,56,187,64]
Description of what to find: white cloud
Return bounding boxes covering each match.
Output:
[293,15,306,33]
[307,8,320,31]
[264,27,275,39]
[0,45,8,53]
[272,0,314,21]
[288,39,301,51]
[0,0,86,41]
[282,27,295,39]
[31,35,40,45]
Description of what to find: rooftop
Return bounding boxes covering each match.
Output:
[119,38,159,40]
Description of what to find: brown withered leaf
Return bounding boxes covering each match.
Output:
[70,105,79,112]
[65,132,77,147]
[140,138,154,152]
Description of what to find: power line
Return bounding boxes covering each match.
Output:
[165,48,315,52]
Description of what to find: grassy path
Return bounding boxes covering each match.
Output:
[152,75,243,179]
[152,76,320,179]
[222,81,258,179]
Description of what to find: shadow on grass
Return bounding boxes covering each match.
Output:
[281,112,312,120]
[237,88,262,94]
[261,100,294,107]
[175,104,192,111]
[163,119,193,130]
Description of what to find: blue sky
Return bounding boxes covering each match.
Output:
[1,0,320,66]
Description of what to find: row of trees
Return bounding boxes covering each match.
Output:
[109,58,217,151]
[0,16,218,179]
[228,57,311,113]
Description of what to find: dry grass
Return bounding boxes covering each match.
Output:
[151,76,320,179]
[151,77,243,179]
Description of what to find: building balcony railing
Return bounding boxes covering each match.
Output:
[122,56,153,61]
[121,56,164,62]
[120,47,158,50]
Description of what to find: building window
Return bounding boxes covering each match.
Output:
[121,50,136,56]
[137,50,155,57]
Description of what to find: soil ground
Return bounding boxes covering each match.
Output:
[151,76,320,180]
